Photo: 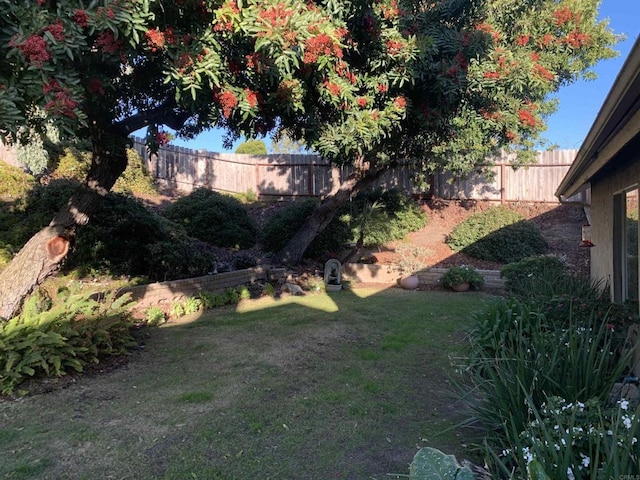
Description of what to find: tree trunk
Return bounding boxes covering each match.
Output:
[274,165,388,266]
[0,130,129,320]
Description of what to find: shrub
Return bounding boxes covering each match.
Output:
[163,188,257,249]
[66,193,216,281]
[261,189,428,258]
[500,255,568,297]
[262,199,318,253]
[235,139,267,155]
[440,265,484,290]
[0,161,34,198]
[0,291,136,395]
[112,149,158,196]
[447,206,547,263]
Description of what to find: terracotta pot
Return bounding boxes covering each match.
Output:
[451,282,470,292]
[400,275,419,290]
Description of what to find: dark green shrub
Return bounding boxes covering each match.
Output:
[261,189,428,258]
[262,199,318,253]
[163,188,257,249]
[447,206,547,263]
[500,255,568,297]
[342,189,428,247]
[440,265,484,290]
[0,291,136,395]
[66,193,215,281]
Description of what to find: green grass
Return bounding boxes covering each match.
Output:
[0,287,490,479]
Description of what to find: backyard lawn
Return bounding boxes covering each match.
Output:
[0,286,490,480]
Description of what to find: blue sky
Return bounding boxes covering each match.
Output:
[169,0,640,152]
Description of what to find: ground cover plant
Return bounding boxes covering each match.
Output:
[0,287,487,479]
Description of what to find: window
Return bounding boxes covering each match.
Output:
[613,188,639,303]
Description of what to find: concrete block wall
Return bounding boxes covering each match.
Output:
[118,267,268,308]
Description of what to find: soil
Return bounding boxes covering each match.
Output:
[363,198,590,277]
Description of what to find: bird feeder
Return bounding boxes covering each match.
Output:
[580,223,594,247]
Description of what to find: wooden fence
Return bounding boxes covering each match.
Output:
[132,138,586,204]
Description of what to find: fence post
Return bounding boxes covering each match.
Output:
[500,163,506,204]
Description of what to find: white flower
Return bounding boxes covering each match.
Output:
[580,453,590,468]
[623,415,632,429]
[577,401,585,411]
[522,446,533,464]
[567,467,575,480]
[555,443,561,451]
[561,438,566,446]
[501,449,510,456]
[620,399,630,411]
[632,437,638,445]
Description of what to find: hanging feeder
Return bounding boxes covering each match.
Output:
[579,223,594,247]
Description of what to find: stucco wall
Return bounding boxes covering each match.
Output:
[591,159,640,295]
[590,149,640,298]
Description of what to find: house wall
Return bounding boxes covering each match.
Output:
[590,146,640,297]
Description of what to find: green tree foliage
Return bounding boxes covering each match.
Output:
[0,0,622,315]
[235,139,267,154]
[0,0,619,172]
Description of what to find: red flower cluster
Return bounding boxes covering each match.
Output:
[476,23,500,42]
[87,78,105,96]
[259,2,294,33]
[533,63,554,81]
[17,35,51,66]
[483,71,500,79]
[214,90,238,118]
[516,34,530,46]
[518,109,537,128]
[386,39,405,55]
[565,30,590,49]
[154,131,170,146]
[145,29,165,52]
[244,88,258,108]
[539,34,554,47]
[73,9,89,28]
[95,30,123,54]
[45,20,65,42]
[357,96,368,107]
[304,34,342,64]
[394,96,407,109]
[381,0,403,20]
[335,61,356,84]
[553,7,574,26]
[377,83,388,93]
[43,82,78,119]
[323,80,341,96]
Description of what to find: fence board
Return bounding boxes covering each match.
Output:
[132,137,585,204]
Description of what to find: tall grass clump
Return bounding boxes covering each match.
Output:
[447,206,547,263]
[460,267,639,478]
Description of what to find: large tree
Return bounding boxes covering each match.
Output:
[0,0,619,318]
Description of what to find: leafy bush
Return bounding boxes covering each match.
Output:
[54,148,157,196]
[447,206,547,263]
[0,161,34,198]
[112,149,158,196]
[0,291,136,395]
[235,139,267,155]
[144,306,166,326]
[345,189,428,247]
[163,188,257,249]
[500,255,568,297]
[262,199,319,253]
[66,192,216,281]
[440,265,484,290]
[261,189,428,258]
